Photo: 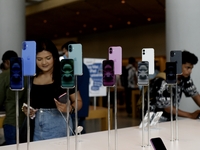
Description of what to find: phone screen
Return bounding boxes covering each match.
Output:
[150,137,167,150]
[166,62,177,84]
[58,93,68,103]
[103,60,115,87]
[10,57,24,90]
[138,61,149,85]
[60,59,75,89]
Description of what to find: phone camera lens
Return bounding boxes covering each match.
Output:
[22,42,26,50]
[143,49,145,52]
[170,51,175,57]
[109,49,112,54]
[143,53,145,55]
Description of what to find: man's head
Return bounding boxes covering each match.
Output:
[2,50,18,70]
[61,41,77,58]
[181,50,198,78]
[128,57,136,65]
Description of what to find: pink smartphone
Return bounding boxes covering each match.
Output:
[108,46,122,75]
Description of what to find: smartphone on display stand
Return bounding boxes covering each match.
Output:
[166,62,177,84]
[138,61,149,85]
[150,137,167,150]
[170,50,182,75]
[22,41,36,76]
[60,59,75,89]
[142,48,154,75]
[103,60,115,87]
[10,57,24,90]
[108,46,122,75]
[68,44,83,75]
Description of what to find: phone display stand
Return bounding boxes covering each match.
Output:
[138,83,150,148]
[175,76,179,141]
[114,79,118,150]
[66,88,71,150]
[107,86,111,150]
[27,76,31,150]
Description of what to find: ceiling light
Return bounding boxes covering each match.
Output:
[121,0,125,4]
[83,24,87,28]
[109,25,113,28]
[66,32,70,36]
[127,21,131,25]
[79,30,82,33]
[43,20,47,23]
[76,11,80,15]
[93,27,97,31]
[147,18,151,21]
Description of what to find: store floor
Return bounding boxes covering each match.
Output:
[85,104,141,133]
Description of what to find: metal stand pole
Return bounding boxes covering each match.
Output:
[170,85,174,141]
[27,76,31,150]
[75,75,78,150]
[15,91,19,150]
[175,77,179,141]
[147,85,150,146]
[93,97,96,110]
[66,88,70,150]
[108,87,111,150]
[114,79,118,150]
[142,86,145,147]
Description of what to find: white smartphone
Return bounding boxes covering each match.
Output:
[150,111,163,126]
[142,48,155,75]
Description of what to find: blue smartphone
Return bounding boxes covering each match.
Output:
[60,59,75,89]
[108,46,122,75]
[22,41,36,76]
[68,44,83,75]
[103,60,115,87]
[10,57,24,90]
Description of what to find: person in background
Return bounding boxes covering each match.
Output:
[22,38,82,141]
[142,50,200,122]
[0,63,5,73]
[62,41,90,134]
[0,50,27,145]
[125,57,138,116]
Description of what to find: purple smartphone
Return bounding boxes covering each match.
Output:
[103,60,116,87]
[108,46,122,75]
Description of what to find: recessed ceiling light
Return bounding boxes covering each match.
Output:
[109,25,113,28]
[121,0,125,4]
[93,27,97,31]
[127,21,131,25]
[66,32,70,36]
[43,20,47,23]
[147,18,151,21]
[76,11,80,15]
[83,24,87,28]
[79,30,82,33]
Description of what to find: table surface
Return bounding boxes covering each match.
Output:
[0,119,199,150]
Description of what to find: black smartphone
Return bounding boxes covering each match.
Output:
[150,137,167,150]
[137,61,149,85]
[60,59,75,89]
[103,60,115,87]
[10,57,24,90]
[58,92,68,104]
[170,50,182,75]
[166,62,177,84]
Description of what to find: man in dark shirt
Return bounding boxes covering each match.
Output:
[144,51,200,121]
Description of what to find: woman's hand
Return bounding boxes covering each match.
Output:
[54,99,68,113]
[22,104,37,119]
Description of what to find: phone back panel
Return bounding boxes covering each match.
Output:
[103,60,116,87]
[137,61,149,85]
[22,41,36,76]
[166,62,177,84]
[10,57,24,90]
[60,59,75,89]
[108,46,122,75]
[142,48,154,75]
[68,44,83,75]
[170,50,182,75]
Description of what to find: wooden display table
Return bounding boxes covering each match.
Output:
[86,106,113,131]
